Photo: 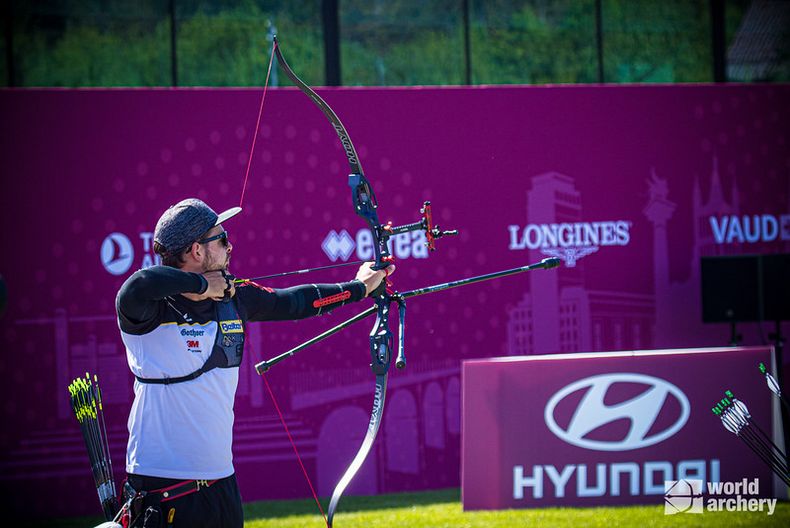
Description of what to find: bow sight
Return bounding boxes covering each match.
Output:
[375,200,458,257]
[348,175,458,280]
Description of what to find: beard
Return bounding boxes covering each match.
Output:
[202,252,230,273]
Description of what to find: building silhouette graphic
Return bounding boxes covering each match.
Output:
[506,157,772,355]
[507,171,656,355]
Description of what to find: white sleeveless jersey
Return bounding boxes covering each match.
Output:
[121,318,238,480]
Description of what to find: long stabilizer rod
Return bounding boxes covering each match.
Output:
[398,257,560,300]
[254,257,561,373]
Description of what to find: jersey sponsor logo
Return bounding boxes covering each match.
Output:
[220,319,243,334]
[180,328,205,337]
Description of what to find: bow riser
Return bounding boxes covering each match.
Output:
[369,298,393,376]
[349,173,392,271]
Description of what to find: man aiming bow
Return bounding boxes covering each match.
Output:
[114,198,393,527]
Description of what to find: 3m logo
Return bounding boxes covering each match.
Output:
[544,373,690,451]
[186,340,199,348]
[220,320,243,334]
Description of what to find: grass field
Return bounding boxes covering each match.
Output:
[20,488,790,527]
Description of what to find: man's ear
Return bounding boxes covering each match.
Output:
[185,241,203,263]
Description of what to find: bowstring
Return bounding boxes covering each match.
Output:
[240,38,329,526]
[262,372,329,527]
[239,40,277,208]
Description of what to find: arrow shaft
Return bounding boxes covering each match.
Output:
[239,260,364,282]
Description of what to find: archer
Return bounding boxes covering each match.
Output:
[113,198,392,527]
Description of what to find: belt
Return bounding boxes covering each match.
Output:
[151,479,218,503]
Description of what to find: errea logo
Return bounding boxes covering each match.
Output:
[220,320,243,334]
[321,229,430,262]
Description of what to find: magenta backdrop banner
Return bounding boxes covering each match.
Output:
[462,346,778,509]
[0,84,788,519]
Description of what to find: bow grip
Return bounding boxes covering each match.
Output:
[369,280,387,298]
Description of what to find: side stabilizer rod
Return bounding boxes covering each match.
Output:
[255,305,377,374]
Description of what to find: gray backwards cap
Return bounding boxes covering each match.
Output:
[153,198,242,256]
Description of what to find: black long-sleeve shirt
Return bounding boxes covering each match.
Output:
[116,265,367,335]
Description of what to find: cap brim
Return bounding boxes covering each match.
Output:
[216,206,242,225]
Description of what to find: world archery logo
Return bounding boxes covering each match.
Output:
[544,373,690,451]
[664,479,704,514]
[100,233,134,275]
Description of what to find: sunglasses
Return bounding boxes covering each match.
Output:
[197,231,229,247]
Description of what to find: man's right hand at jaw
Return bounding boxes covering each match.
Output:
[198,270,236,301]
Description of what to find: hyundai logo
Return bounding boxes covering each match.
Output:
[544,373,690,451]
